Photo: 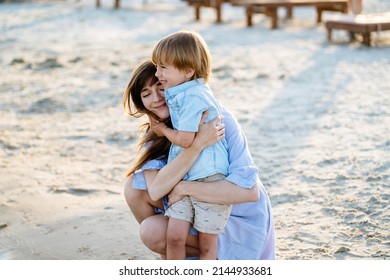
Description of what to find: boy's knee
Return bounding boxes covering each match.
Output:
[167,229,186,248]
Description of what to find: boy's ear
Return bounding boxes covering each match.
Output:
[185,68,195,79]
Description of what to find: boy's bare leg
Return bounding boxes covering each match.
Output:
[140,215,200,258]
[199,232,218,260]
[166,218,191,259]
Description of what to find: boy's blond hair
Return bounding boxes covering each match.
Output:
[152,30,211,82]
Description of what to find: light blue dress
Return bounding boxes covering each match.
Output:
[164,78,229,181]
[132,106,276,260]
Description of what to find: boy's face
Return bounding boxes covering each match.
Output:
[155,64,193,90]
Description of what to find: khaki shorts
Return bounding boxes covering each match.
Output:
[164,173,232,234]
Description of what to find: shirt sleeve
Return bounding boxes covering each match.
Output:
[222,107,259,189]
[132,159,167,190]
[176,92,210,132]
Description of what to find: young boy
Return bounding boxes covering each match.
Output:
[151,30,230,260]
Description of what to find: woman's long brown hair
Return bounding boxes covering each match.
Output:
[123,60,172,176]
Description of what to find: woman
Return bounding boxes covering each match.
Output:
[123,60,275,259]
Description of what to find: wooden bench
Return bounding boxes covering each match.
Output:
[96,1,226,22]
[230,0,349,29]
[185,0,229,23]
[325,13,390,46]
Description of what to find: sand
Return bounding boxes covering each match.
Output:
[0,0,389,260]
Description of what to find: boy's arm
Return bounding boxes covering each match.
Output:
[152,121,195,148]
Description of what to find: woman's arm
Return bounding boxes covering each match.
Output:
[147,113,225,201]
[169,179,260,206]
[149,107,260,205]
[167,106,261,205]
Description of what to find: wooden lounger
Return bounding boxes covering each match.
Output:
[325,13,390,46]
[230,0,349,29]
[96,0,225,22]
[185,0,228,23]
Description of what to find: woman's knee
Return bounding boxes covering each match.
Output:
[140,216,167,254]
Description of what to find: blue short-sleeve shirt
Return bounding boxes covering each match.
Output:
[164,79,229,181]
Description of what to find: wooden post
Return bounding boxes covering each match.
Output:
[316,7,322,23]
[362,32,371,46]
[326,27,332,42]
[286,6,293,19]
[348,0,363,14]
[269,8,278,29]
[195,5,201,20]
[216,1,222,23]
[246,7,253,26]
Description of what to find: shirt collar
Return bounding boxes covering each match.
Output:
[165,78,205,99]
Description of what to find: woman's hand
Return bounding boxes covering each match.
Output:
[192,111,225,151]
[167,181,190,205]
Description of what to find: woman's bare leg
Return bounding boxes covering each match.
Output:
[124,176,163,224]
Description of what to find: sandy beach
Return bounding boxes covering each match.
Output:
[0,0,389,260]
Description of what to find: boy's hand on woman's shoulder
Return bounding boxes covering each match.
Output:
[150,120,168,137]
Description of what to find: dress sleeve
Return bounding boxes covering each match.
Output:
[132,159,167,190]
[222,107,259,189]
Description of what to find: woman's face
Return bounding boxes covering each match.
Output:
[140,79,170,120]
